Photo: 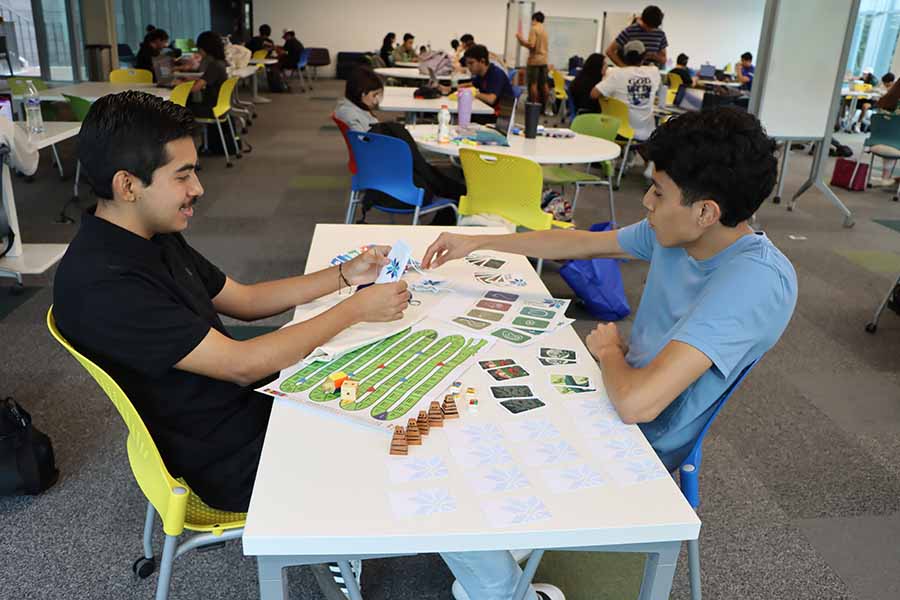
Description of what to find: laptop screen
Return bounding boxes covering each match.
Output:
[698,64,716,79]
[493,95,518,139]
[152,56,174,82]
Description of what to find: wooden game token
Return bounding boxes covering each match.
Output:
[428,401,444,427]
[417,410,430,435]
[389,426,408,455]
[441,394,460,419]
[406,419,422,445]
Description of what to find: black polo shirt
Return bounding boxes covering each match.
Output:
[53,212,271,511]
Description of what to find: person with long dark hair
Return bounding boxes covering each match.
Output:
[182,31,229,118]
[334,67,384,132]
[134,28,170,78]
[569,53,607,114]
[380,32,396,66]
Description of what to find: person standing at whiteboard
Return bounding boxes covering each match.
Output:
[591,40,660,141]
[516,11,550,107]
[606,5,667,68]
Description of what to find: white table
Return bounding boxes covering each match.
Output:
[407,124,620,164]
[229,64,270,104]
[840,89,881,132]
[379,86,494,123]
[249,58,278,66]
[375,67,471,82]
[695,79,742,89]
[244,224,700,600]
[29,82,171,102]
[0,122,81,286]
[395,61,420,68]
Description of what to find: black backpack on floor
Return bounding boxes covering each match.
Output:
[0,397,59,496]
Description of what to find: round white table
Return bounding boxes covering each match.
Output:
[394,61,419,68]
[375,67,471,82]
[407,124,620,164]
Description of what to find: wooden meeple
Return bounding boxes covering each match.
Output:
[417,410,430,436]
[406,418,422,445]
[389,426,408,456]
[428,401,444,427]
[441,394,459,419]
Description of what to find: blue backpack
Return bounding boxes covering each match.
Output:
[559,222,631,321]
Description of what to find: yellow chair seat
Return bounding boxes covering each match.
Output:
[178,478,246,534]
[542,165,604,185]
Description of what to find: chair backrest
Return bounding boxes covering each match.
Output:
[678,359,759,509]
[550,69,568,99]
[168,81,195,107]
[298,48,310,68]
[62,94,92,122]
[331,113,358,174]
[598,96,635,140]
[865,112,900,149]
[307,47,331,67]
[251,49,269,60]
[117,43,135,59]
[571,113,620,141]
[212,77,239,118]
[458,148,552,231]
[109,68,153,84]
[346,130,425,207]
[8,76,48,95]
[667,72,684,90]
[46,308,190,536]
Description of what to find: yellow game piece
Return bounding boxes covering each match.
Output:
[321,371,348,393]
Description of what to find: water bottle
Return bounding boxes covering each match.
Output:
[24,81,44,134]
[438,105,451,143]
[457,87,473,129]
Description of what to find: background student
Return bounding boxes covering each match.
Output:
[247,24,274,54]
[669,53,697,87]
[179,31,229,118]
[569,53,607,115]
[278,30,304,70]
[442,44,513,115]
[134,28,170,78]
[393,33,417,63]
[379,32,396,67]
[737,52,755,90]
[592,39,659,143]
[607,5,667,68]
[516,11,549,107]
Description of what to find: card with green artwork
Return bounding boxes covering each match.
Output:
[512,316,550,329]
[520,307,556,319]
[550,374,592,388]
[490,328,531,344]
[467,308,504,322]
[453,316,491,330]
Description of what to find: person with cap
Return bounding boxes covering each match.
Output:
[607,5,667,68]
[591,38,660,156]
[278,29,305,70]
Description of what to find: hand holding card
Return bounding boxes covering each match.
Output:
[375,240,412,284]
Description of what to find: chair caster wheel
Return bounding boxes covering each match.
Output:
[133,557,156,579]
[772,196,781,204]
[226,163,234,168]
[893,195,898,202]
[865,322,877,333]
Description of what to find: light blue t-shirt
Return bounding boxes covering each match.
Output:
[617,219,798,471]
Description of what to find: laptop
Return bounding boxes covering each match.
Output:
[490,95,519,141]
[153,55,202,88]
[698,63,716,80]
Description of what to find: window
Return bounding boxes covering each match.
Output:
[115,0,211,58]
[847,0,900,78]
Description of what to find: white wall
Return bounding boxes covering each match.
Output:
[254,0,765,77]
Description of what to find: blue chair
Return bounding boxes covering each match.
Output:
[345,131,459,225]
[852,111,900,201]
[678,359,759,600]
[565,84,576,125]
[508,68,522,100]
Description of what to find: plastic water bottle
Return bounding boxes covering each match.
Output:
[457,87,473,129]
[438,105,451,143]
[24,81,43,134]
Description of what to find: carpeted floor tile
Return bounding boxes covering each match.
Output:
[288,174,351,190]
[835,249,900,274]
[0,285,41,321]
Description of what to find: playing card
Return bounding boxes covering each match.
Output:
[514,327,547,336]
[476,300,512,312]
[540,348,577,360]
[452,316,491,330]
[479,359,516,370]
[482,259,506,269]
[375,240,411,284]
[499,397,546,415]
[550,374,592,388]
[467,308,504,322]
[512,316,550,329]
[490,385,534,399]
[491,328,532,344]
[520,307,556,319]
[539,358,576,366]
[554,385,598,395]
[487,365,530,381]
[485,291,520,302]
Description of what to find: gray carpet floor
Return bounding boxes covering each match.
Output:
[1,79,899,600]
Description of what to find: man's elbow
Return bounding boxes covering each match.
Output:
[616,390,665,424]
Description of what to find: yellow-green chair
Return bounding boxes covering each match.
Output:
[724,62,733,75]
[550,69,569,122]
[599,96,638,189]
[8,76,65,178]
[194,77,242,167]
[174,38,196,53]
[109,68,153,84]
[542,113,621,224]
[665,72,684,107]
[459,148,573,273]
[47,308,246,600]
[168,81,195,107]
[252,49,269,61]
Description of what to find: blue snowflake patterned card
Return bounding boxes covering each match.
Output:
[482,495,553,528]
[387,456,450,484]
[388,487,458,518]
[375,240,412,284]
[464,464,533,495]
[539,463,608,494]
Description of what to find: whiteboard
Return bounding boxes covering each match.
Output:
[755,0,855,138]
[600,11,638,54]
[544,16,599,71]
[504,1,535,68]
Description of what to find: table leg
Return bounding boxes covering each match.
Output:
[406,110,416,124]
[512,549,545,600]
[637,541,681,600]
[257,557,290,600]
[254,69,272,104]
[773,142,791,204]
[338,561,364,600]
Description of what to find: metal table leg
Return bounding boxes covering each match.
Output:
[773,142,790,204]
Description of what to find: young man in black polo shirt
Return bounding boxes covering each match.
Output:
[53,91,410,512]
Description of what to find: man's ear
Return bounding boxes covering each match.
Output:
[697,199,722,228]
[111,170,140,204]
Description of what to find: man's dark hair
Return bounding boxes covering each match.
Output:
[642,6,664,28]
[643,107,777,227]
[463,44,490,65]
[144,28,169,44]
[403,33,414,42]
[196,31,226,61]
[677,53,688,66]
[345,66,384,111]
[883,72,896,84]
[284,30,296,39]
[146,24,156,33]
[259,24,271,36]
[460,33,474,44]
[741,52,753,62]
[532,11,545,23]
[623,47,644,66]
[451,39,459,50]
[78,91,198,201]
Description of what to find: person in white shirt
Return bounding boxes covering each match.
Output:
[591,39,660,141]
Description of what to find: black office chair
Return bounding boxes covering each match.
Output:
[0,37,15,76]
[118,43,136,67]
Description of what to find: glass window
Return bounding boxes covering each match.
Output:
[847,0,900,78]
[115,0,211,58]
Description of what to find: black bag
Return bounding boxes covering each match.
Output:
[266,68,289,93]
[0,211,13,259]
[414,86,441,99]
[203,123,252,157]
[0,397,59,496]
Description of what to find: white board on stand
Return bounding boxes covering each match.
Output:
[544,16,599,71]
[600,11,637,57]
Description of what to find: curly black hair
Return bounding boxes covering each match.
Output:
[643,107,777,227]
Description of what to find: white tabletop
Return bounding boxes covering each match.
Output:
[379,86,493,115]
[229,65,259,79]
[395,61,420,68]
[34,82,170,102]
[249,58,278,66]
[407,124,620,164]
[16,121,81,149]
[696,79,742,88]
[243,224,699,558]
[375,67,471,81]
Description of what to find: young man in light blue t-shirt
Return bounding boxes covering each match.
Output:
[421,106,797,600]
